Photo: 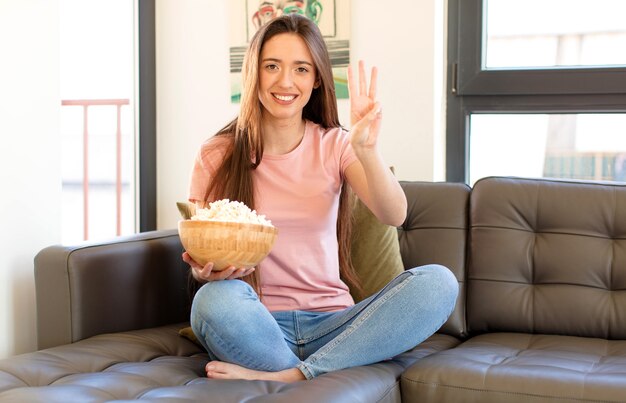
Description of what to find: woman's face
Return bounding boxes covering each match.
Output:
[258,33,317,124]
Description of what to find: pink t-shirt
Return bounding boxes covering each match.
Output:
[188,120,358,312]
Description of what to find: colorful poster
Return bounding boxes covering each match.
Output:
[229,0,351,103]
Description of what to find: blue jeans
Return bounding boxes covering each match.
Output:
[190,264,458,379]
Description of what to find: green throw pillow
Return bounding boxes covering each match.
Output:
[349,197,405,302]
[178,326,202,346]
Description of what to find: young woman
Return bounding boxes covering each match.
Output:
[182,14,458,383]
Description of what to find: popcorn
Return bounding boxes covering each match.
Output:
[191,199,273,226]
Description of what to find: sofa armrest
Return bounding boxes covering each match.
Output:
[34,229,190,349]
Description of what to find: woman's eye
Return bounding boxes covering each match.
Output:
[296,67,309,73]
[265,64,278,71]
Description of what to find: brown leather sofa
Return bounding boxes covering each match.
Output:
[1,176,625,402]
[401,176,626,403]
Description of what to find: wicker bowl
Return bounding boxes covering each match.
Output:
[178,219,278,271]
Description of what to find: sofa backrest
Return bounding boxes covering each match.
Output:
[467,176,626,340]
[399,181,471,338]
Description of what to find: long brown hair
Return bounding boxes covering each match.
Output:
[201,14,362,297]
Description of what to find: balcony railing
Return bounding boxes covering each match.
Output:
[61,99,130,240]
[544,151,626,182]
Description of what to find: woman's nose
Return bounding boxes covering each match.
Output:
[277,69,293,87]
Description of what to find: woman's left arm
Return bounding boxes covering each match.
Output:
[344,61,407,227]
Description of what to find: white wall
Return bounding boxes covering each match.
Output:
[155,0,447,229]
[0,0,62,358]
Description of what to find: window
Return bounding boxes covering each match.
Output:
[484,0,626,69]
[59,0,155,243]
[468,113,626,184]
[446,0,626,184]
[60,0,136,243]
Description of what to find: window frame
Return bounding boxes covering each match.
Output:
[138,0,156,231]
[446,0,626,183]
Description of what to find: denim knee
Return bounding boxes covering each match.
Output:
[190,280,257,332]
[408,264,459,312]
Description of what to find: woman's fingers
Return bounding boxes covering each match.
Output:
[347,64,357,97]
[359,60,367,95]
[182,251,192,264]
[210,266,236,281]
[225,267,255,280]
[368,66,378,100]
[209,266,255,281]
[351,102,382,147]
[358,61,377,99]
[348,61,378,99]
[182,252,256,282]
[354,102,382,127]
[182,252,215,281]
[182,251,202,270]
[243,267,256,276]
[369,105,382,143]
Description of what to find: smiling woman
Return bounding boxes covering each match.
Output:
[181,13,457,384]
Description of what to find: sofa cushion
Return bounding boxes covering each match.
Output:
[468,177,626,339]
[0,324,460,403]
[401,333,626,403]
[398,181,470,339]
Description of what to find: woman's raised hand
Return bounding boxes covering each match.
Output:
[182,252,255,282]
[347,60,382,150]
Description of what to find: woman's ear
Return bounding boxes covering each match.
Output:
[314,78,321,89]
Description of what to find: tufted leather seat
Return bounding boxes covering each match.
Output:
[0,323,459,402]
[402,333,626,402]
[0,324,458,403]
[0,325,205,402]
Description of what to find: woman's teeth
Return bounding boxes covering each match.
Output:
[274,94,295,101]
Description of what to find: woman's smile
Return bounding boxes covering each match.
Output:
[272,93,298,103]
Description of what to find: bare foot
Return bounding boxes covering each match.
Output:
[205,361,306,383]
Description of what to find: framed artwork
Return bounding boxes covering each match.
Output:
[229,0,351,103]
